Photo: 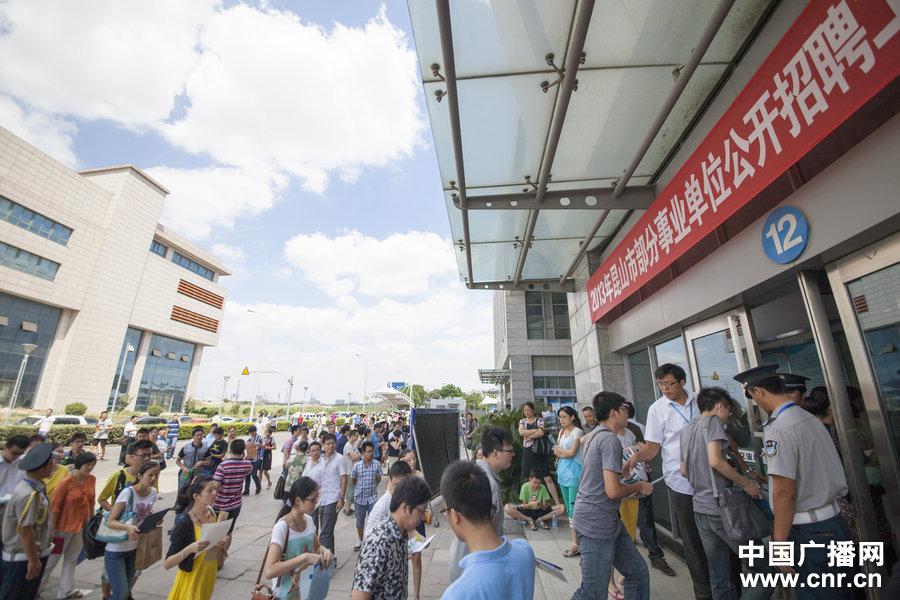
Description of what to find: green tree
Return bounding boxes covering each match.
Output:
[230,402,241,417]
[147,405,164,417]
[183,398,196,414]
[399,384,427,407]
[462,391,483,411]
[114,394,132,413]
[65,402,87,415]
[242,406,251,416]
[437,383,464,398]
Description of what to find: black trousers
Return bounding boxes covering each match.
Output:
[670,489,712,599]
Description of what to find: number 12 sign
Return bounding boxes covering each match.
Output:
[762,206,809,264]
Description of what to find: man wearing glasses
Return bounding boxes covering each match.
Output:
[448,425,514,583]
[623,363,711,599]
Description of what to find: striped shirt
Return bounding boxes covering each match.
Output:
[212,458,252,511]
[352,459,382,505]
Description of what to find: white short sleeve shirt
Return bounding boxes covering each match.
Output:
[644,392,699,495]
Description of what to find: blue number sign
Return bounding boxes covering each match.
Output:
[761,206,809,264]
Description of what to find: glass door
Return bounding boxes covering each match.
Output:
[684,309,764,467]
[827,232,900,555]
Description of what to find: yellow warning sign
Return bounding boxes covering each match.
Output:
[242,367,250,375]
[712,371,719,380]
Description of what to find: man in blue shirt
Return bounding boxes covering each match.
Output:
[440,459,535,600]
[165,416,181,459]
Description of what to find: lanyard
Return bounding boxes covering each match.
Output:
[669,400,693,424]
[764,402,795,427]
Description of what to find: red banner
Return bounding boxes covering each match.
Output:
[587,0,900,323]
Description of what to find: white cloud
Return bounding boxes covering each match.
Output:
[0,1,426,239]
[147,165,285,240]
[210,243,245,264]
[194,286,494,404]
[283,230,456,298]
[160,3,425,194]
[0,96,78,167]
[0,0,216,125]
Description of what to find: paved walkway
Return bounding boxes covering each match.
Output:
[40,433,696,599]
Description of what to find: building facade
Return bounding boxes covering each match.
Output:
[0,127,230,414]
[492,290,575,409]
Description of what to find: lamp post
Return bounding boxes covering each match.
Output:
[354,353,368,415]
[285,376,294,423]
[109,343,135,421]
[7,343,37,423]
[218,375,230,419]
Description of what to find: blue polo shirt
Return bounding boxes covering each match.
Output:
[441,537,535,600]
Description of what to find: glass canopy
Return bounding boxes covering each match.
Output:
[409,0,775,288]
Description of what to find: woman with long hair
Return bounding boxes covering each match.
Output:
[518,402,561,505]
[265,477,334,600]
[165,476,229,600]
[553,405,584,558]
[261,427,277,489]
[105,461,161,600]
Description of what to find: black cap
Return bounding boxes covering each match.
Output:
[780,373,809,390]
[733,364,781,399]
[19,442,53,471]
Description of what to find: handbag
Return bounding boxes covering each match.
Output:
[705,424,773,541]
[135,527,163,570]
[96,487,137,544]
[82,510,106,559]
[273,475,286,500]
[531,434,552,457]
[251,520,290,599]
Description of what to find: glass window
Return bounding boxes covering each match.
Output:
[0,195,72,245]
[653,336,691,384]
[525,291,571,340]
[0,291,61,410]
[171,251,214,281]
[0,242,60,281]
[150,240,167,257]
[108,328,143,410]
[135,333,196,412]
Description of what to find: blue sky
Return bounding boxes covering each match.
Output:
[0,0,494,404]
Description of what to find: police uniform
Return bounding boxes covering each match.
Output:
[0,443,53,599]
[735,365,853,600]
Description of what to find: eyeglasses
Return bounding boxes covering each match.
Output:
[303,494,320,504]
[657,380,680,389]
[495,448,515,454]
[134,453,152,459]
[413,504,428,516]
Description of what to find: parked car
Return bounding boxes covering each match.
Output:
[17,415,98,426]
[218,416,236,423]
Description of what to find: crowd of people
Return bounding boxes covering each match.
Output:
[1,372,893,600]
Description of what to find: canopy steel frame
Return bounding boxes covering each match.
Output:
[465,278,575,293]
[559,0,737,286]
[457,185,655,211]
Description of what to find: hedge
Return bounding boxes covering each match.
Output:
[0,420,296,447]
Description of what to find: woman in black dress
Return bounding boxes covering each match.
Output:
[518,401,561,505]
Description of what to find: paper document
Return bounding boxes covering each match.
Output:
[536,558,567,582]
[625,476,666,499]
[197,520,231,558]
[407,534,435,554]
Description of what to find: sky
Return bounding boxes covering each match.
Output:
[0,0,495,405]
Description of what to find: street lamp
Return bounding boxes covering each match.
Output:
[7,343,38,423]
[354,353,368,414]
[109,343,135,420]
[218,375,230,419]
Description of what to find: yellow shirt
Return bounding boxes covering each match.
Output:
[43,465,69,501]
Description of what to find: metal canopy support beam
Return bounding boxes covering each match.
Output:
[455,185,656,211]
[435,0,474,284]
[559,0,736,286]
[466,278,575,293]
[513,0,596,287]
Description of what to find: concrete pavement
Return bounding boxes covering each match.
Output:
[39,433,696,599]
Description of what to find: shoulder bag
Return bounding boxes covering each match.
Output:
[251,519,290,599]
[705,424,772,541]
[96,487,137,544]
[82,509,106,558]
[273,475,286,500]
[530,420,552,457]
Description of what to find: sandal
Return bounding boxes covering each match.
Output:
[607,590,624,600]
[563,546,581,557]
[537,520,551,530]
[528,521,538,531]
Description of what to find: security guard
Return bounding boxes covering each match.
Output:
[781,372,809,404]
[734,365,853,600]
[0,442,55,599]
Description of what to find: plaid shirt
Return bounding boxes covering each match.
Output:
[351,459,382,505]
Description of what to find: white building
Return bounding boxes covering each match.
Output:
[491,290,575,409]
[0,127,230,414]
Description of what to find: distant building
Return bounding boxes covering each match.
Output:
[492,291,575,409]
[0,127,230,414]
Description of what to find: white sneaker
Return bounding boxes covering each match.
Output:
[354,540,363,551]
